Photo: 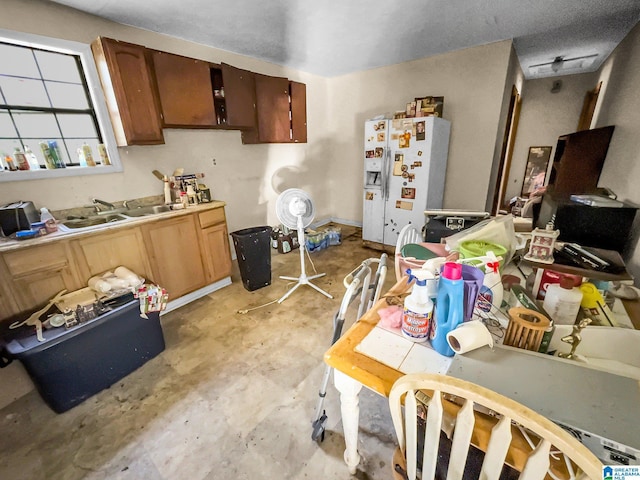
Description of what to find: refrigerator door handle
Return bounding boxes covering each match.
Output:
[382,148,390,200]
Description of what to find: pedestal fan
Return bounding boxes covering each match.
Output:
[276,188,333,303]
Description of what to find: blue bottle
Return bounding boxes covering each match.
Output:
[430,262,464,356]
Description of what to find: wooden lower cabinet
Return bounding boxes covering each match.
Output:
[0,207,232,321]
[141,215,208,299]
[1,242,83,316]
[201,223,232,282]
[71,228,153,282]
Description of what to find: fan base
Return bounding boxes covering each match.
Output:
[278,273,333,303]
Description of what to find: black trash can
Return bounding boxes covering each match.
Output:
[231,226,272,291]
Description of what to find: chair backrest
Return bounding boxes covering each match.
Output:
[389,373,602,480]
[395,224,423,281]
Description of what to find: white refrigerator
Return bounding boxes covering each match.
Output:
[363,116,451,246]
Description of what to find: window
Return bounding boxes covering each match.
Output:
[0,29,121,182]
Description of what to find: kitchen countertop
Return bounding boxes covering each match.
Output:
[0,200,226,253]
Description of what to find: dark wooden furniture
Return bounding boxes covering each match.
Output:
[547,125,614,195]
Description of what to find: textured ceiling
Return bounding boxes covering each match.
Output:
[48,0,640,78]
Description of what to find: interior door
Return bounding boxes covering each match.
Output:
[577,82,602,131]
[491,85,521,214]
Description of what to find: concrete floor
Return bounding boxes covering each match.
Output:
[0,225,400,480]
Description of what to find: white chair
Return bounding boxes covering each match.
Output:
[395,224,449,281]
[389,373,602,480]
[395,224,424,281]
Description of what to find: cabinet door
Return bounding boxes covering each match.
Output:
[2,243,82,313]
[255,73,291,143]
[92,37,164,146]
[242,74,300,144]
[72,227,152,282]
[0,260,20,321]
[290,81,307,143]
[201,223,232,283]
[220,63,257,128]
[152,51,216,127]
[142,216,207,299]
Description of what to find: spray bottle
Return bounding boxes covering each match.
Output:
[475,251,503,314]
[431,262,464,356]
[401,268,435,343]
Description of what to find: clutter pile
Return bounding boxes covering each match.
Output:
[270,225,342,253]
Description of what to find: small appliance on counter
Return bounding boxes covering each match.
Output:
[0,201,39,236]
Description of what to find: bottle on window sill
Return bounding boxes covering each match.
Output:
[4,153,17,171]
[13,148,30,170]
[24,146,41,169]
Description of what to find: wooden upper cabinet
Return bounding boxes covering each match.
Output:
[242,76,308,144]
[242,73,291,144]
[290,81,307,143]
[91,37,164,146]
[209,63,256,128]
[151,51,216,127]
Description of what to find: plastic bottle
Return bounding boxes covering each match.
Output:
[77,147,88,167]
[40,207,58,233]
[401,269,435,342]
[542,276,583,325]
[82,143,96,167]
[39,142,57,169]
[47,140,66,168]
[186,184,198,205]
[163,177,172,205]
[431,262,464,356]
[3,153,17,171]
[97,144,111,165]
[579,282,616,326]
[13,147,30,170]
[475,252,503,314]
[24,146,41,170]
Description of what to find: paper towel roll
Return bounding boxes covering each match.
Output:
[88,276,111,293]
[446,320,493,354]
[114,266,142,286]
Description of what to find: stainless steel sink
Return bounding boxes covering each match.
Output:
[62,214,128,229]
[123,205,172,217]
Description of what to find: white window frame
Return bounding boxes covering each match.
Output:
[0,28,122,182]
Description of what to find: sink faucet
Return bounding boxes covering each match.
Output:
[92,198,115,212]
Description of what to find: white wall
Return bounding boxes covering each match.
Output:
[593,21,640,281]
[505,71,599,202]
[486,44,525,212]
[327,40,514,220]
[0,0,331,233]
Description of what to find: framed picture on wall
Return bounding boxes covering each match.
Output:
[521,146,552,197]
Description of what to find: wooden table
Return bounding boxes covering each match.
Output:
[324,278,408,473]
[324,277,571,475]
